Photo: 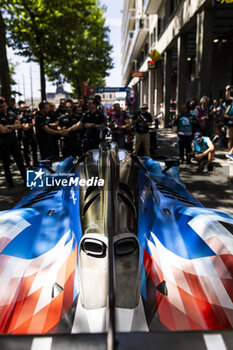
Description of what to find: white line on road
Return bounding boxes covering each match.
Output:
[31,337,53,350]
[203,334,227,350]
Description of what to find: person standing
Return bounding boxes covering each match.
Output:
[0,99,26,187]
[95,95,107,119]
[132,104,152,156]
[65,98,106,152]
[78,97,87,113]
[224,101,233,161]
[20,104,38,168]
[57,99,81,157]
[74,104,84,157]
[48,102,60,157]
[193,96,210,136]
[56,98,66,118]
[173,103,193,164]
[35,101,63,160]
[109,102,130,148]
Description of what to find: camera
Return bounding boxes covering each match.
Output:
[112,120,119,129]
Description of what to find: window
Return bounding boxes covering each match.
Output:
[158,18,161,37]
[150,33,153,47]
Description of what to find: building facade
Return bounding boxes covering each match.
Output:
[121,0,233,125]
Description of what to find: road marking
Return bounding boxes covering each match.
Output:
[31,337,53,350]
[203,334,227,350]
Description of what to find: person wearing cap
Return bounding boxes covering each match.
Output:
[132,103,152,156]
[108,102,130,148]
[190,132,215,173]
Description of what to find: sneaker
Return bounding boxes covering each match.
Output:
[203,165,208,173]
[226,153,233,160]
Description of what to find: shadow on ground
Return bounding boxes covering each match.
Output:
[180,164,233,211]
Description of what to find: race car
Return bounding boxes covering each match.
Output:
[0,142,232,349]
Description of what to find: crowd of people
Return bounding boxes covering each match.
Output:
[172,85,233,172]
[0,95,154,187]
[0,84,232,187]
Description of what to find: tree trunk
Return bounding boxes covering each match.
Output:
[39,55,46,101]
[0,11,11,103]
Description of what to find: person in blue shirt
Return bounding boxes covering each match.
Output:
[173,103,193,164]
[191,132,215,173]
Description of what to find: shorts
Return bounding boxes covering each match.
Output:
[226,126,233,139]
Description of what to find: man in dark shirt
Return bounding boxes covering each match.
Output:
[48,102,59,157]
[57,99,82,157]
[109,102,130,148]
[35,101,63,160]
[132,104,152,156]
[19,104,38,168]
[0,99,26,187]
[78,97,87,113]
[55,98,66,118]
[65,98,106,152]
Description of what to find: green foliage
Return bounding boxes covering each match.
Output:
[9,61,22,96]
[1,0,113,96]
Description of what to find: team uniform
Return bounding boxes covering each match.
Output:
[19,113,38,167]
[80,110,106,152]
[35,113,55,160]
[0,111,26,185]
[49,111,59,157]
[58,113,81,157]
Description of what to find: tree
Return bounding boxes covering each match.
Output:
[1,0,113,100]
[45,3,113,96]
[0,10,11,102]
[9,61,22,97]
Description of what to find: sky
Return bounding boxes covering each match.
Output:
[6,0,123,100]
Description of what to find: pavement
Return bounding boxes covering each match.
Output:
[0,129,232,212]
[155,128,233,212]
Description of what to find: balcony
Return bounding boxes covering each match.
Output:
[122,16,149,85]
[144,0,163,14]
[122,8,136,52]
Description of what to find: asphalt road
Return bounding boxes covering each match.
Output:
[0,129,232,213]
